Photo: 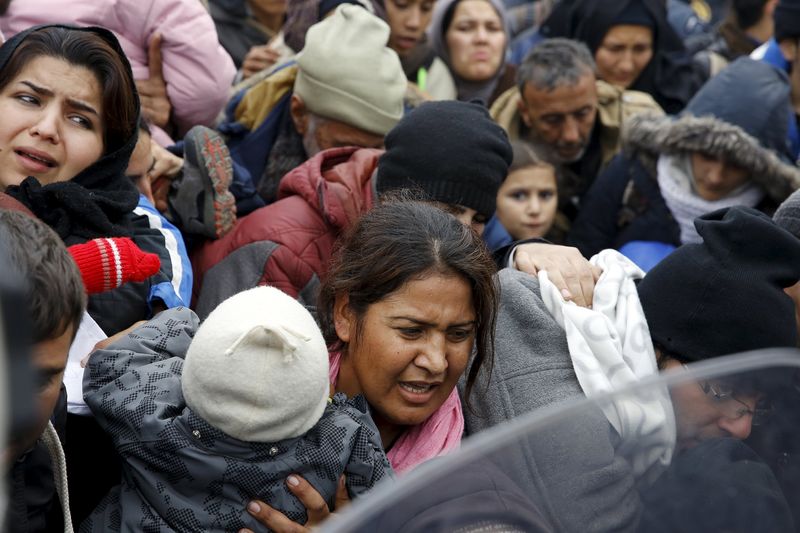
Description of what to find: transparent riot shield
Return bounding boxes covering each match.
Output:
[323,349,800,533]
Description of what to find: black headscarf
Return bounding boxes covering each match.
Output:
[3,25,141,242]
[540,0,703,114]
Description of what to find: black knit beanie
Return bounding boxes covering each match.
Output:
[376,100,512,219]
[775,0,800,42]
[638,206,800,362]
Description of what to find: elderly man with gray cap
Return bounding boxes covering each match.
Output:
[218,3,407,210]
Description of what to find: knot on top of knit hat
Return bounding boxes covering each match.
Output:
[225,323,312,363]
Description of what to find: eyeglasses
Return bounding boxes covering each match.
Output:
[680,364,772,425]
[697,379,773,426]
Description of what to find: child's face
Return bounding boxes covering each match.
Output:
[496,165,558,240]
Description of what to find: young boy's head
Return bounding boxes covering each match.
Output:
[182,286,330,443]
[495,141,558,241]
[1,210,85,463]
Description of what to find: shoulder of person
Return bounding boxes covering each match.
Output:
[596,80,664,130]
[489,86,522,137]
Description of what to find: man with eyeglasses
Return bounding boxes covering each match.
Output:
[465,206,800,531]
[632,206,798,531]
[637,207,798,452]
[657,364,773,452]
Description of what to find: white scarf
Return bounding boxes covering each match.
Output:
[657,154,764,244]
[539,250,676,484]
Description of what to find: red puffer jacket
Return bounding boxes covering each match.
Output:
[192,147,380,317]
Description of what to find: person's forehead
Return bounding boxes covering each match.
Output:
[522,76,597,116]
[320,119,384,147]
[31,326,74,371]
[603,24,654,44]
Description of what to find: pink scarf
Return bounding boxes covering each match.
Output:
[329,351,463,475]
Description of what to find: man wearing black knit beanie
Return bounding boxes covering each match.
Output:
[465,205,800,531]
[637,206,800,447]
[633,206,800,533]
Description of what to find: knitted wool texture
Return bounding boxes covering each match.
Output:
[182,286,330,442]
[376,100,512,219]
[638,206,800,361]
[295,4,406,136]
[67,237,160,294]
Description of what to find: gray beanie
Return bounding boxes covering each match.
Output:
[295,4,407,136]
[774,188,800,239]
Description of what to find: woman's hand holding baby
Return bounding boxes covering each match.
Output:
[240,474,349,533]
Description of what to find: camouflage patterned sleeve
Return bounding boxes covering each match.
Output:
[83,307,199,446]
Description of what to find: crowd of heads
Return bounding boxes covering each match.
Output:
[1,0,800,531]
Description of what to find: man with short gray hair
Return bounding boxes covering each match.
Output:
[492,38,662,221]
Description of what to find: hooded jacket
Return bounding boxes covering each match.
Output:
[568,57,800,258]
[81,307,392,532]
[752,38,800,163]
[0,0,236,144]
[193,147,378,318]
[540,0,704,114]
[2,25,187,335]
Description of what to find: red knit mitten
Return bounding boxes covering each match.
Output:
[68,238,161,294]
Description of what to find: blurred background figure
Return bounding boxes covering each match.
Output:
[538,0,704,113]
[430,0,515,106]
[209,0,287,71]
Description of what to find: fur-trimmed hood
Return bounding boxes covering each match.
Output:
[622,58,800,203]
[624,114,800,203]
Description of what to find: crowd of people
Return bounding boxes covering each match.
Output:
[2,0,800,531]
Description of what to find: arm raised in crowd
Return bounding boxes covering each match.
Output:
[132,0,236,136]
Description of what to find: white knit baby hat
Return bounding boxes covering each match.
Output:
[182,286,330,443]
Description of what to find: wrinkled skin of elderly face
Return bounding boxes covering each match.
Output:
[518,72,598,164]
[289,95,384,157]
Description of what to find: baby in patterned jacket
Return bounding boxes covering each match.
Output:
[82,286,392,532]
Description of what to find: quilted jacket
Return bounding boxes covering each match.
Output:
[82,307,392,532]
[192,147,379,317]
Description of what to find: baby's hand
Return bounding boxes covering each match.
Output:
[240,474,349,533]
